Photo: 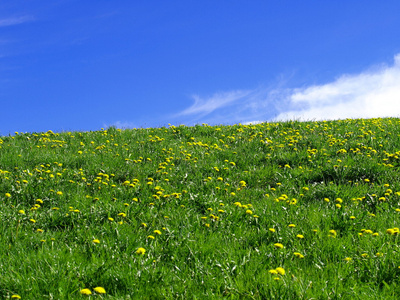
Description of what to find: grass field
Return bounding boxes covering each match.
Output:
[2,118,400,299]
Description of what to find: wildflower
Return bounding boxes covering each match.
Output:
[245,210,253,215]
[268,269,278,274]
[37,229,44,233]
[94,287,106,294]
[329,230,337,237]
[288,224,296,228]
[269,228,276,233]
[29,219,36,223]
[274,243,284,249]
[294,252,304,258]
[11,295,21,299]
[92,239,100,244]
[154,230,162,235]
[296,234,304,239]
[18,210,25,214]
[147,235,155,239]
[5,193,11,198]
[80,288,92,295]
[350,216,356,220]
[136,247,146,255]
[387,228,395,235]
[56,191,63,196]
[344,257,352,262]
[275,267,285,275]
[361,253,369,258]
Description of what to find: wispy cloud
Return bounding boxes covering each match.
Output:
[178,90,253,117]
[0,15,33,27]
[177,53,400,125]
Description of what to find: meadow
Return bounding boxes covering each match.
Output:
[1,118,400,299]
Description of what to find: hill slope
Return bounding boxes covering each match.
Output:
[1,118,400,299]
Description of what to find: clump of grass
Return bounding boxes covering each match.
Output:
[1,118,400,298]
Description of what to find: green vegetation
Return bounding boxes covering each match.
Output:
[2,118,400,299]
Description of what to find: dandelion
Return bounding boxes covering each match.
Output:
[296,234,304,239]
[136,247,146,255]
[275,267,285,275]
[154,230,162,235]
[344,257,352,262]
[269,228,276,233]
[387,228,395,235]
[294,252,304,258]
[245,210,253,215]
[94,287,106,294]
[288,224,296,228]
[268,269,278,274]
[361,253,369,258]
[11,295,21,299]
[18,210,25,214]
[56,191,63,196]
[80,288,92,295]
[329,230,337,237]
[147,235,155,239]
[92,239,100,244]
[5,193,11,198]
[274,243,284,249]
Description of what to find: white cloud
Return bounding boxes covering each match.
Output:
[275,53,400,121]
[177,53,400,125]
[0,16,33,27]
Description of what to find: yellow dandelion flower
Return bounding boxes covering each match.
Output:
[245,210,253,215]
[294,252,304,258]
[269,228,276,233]
[80,288,92,295]
[387,228,395,235]
[93,287,106,294]
[18,210,25,214]
[275,267,285,275]
[5,193,11,198]
[154,230,162,235]
[344,257,352,262]
[296,234,304,239]
[147,235,155,239]
[136,247,146,255]
[361,253,368,258]
[288,224,296,228]
[329,230,337,237]
[274,243,284,249]
[92,239,100,244]
[268,269,278,274]
[11,295,21,299]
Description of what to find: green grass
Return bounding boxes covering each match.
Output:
[2,118,400,299]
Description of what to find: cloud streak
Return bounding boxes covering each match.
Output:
[177,53,400,125]
[0,16,33,27]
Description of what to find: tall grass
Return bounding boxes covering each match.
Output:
[1,118,400,298]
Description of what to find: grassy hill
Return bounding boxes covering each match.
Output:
[1,118,400,299]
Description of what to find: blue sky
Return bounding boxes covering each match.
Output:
[1,1,400,135]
